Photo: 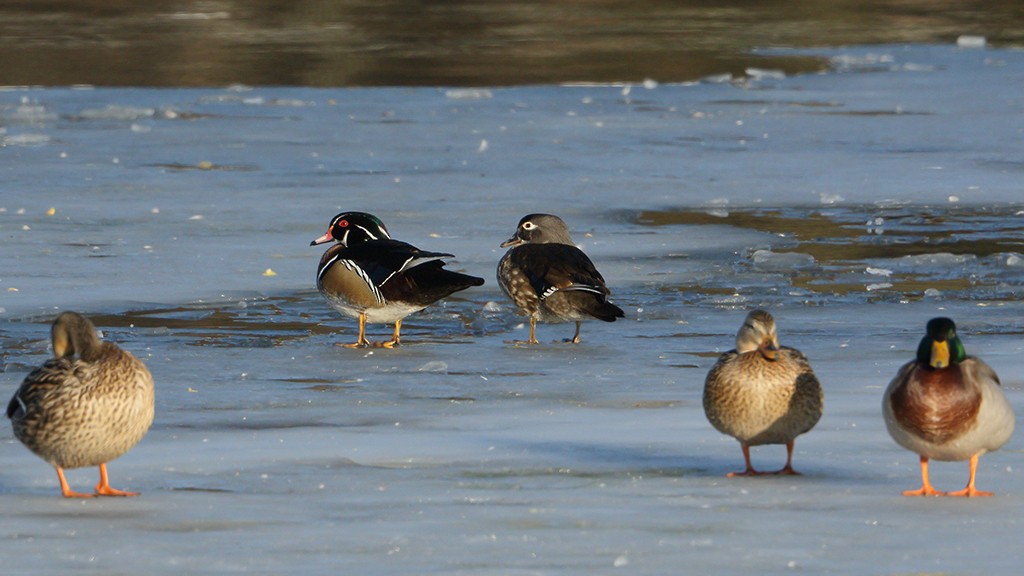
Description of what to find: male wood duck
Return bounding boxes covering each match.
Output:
[7,311,155,498]
[497,213,624,344]
[703,310,823,476]
[883,317,1015,497]
[311,211,484,347]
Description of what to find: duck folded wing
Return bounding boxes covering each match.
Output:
[335,240,455,287]
[510,244,611,299]
[7,360,74,420]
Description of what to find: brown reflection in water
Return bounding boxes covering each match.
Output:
[2,0,1024,87]
[636,207,1024,261]
[79,293,486,347]
[635,206,1024,300]
[86,298,329,347]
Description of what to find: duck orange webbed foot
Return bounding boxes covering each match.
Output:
[57,468,96,499]
[93,464,139,497]
[61,489,96,499]
[338,340,370,348]
[902,486,945,497]
[95,485,139,497]
[946,487,993,497]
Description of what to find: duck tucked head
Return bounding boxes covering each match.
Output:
[500,213,574,248]
[310,212,391,247]
[916,316,967,369]
[735,309,780,361]
[50,311,104,362]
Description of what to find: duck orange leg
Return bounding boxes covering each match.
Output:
[903,456,944,496]
[946,453,993,497]
[55,467,95,498]
[727,443,765,477]
[773,441,802,475]
[380,319,402,348]
[95,463,139,497]
[341,312,371,348]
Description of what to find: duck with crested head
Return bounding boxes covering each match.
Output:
[497,213,624,344]
[7,311,155,498]
[883,317,1015,497]
[311,211,484,348]
[703,309,823,477]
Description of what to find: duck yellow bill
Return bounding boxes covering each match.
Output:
[930,340,950,369]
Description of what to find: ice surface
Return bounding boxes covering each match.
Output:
[1,45,1024,575]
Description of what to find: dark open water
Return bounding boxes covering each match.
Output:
[2,0,1024,87]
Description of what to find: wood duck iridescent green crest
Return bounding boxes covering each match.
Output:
[311,211,484,348]
[703,310,823,477]
[497,213,624,344]
[883,317,1014,497]
[7,311,155,498]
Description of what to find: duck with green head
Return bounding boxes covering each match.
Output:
[883,317,1015,497]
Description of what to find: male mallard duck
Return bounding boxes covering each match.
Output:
[703,310,823,476]
[311,211,484,348]
[7,311,155,498]
[497,213,624,344]
[883,317,1015,497]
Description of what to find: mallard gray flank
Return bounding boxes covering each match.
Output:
[7,312,155,498]
[703,310,823,476]
[883,317,1015,497]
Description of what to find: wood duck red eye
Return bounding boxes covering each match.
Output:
[338,219,349,228]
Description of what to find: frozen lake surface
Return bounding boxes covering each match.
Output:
[2,44,1024,574]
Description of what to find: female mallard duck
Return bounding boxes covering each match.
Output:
[703,310,823,476]
[883,317,1015,497]
[497,213,624,344]
[7,311,155,498]
[311,211,484,348]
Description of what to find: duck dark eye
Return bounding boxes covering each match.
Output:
[522,222,535,230]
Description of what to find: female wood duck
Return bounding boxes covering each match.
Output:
[311,211,484,348]
[883,317,1015,497]
[703,310,823,476]
[497,213,624,344]
[7,311,155,498]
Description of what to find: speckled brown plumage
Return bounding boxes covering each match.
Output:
[703,310,823,476]
[7,311,155,498]
[497,214,624,344]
